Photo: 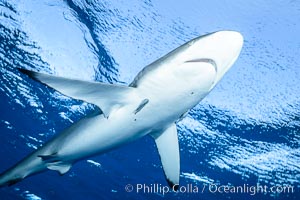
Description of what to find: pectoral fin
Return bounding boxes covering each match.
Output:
[19,69,136,117]
[151,124,180,190]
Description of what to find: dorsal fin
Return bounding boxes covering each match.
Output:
[19,69,136,117]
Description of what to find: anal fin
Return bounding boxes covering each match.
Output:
[38,153,72,175]
[46,162,72,175]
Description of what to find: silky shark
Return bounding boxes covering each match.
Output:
[0,31,243,189]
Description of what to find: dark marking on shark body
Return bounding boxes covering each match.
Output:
[38,153,59,162]
[134,98,149,114]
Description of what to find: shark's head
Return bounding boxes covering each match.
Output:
[131,31,243,106]
[173,30,244,91]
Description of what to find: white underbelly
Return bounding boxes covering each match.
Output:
[55,107,153,161]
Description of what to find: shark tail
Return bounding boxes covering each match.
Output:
[0,150,51,187]
[0,172,23,187]
[0,147,74,187]
[0,161,28,187]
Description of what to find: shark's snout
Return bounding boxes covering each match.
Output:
[214,31,244,78]
[182,30,243,89]
[203,31,244,87]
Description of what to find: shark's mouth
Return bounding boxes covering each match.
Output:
[185,58,217,73]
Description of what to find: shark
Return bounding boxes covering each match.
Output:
[0,31,243,189]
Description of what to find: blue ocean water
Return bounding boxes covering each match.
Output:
[0,0,299,199]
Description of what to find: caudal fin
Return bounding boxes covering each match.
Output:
[0,148,49,187]
[0,168,24,187]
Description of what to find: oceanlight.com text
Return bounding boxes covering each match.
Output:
[124,183,295,196]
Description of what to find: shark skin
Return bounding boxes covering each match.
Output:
[0,31,243,189]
